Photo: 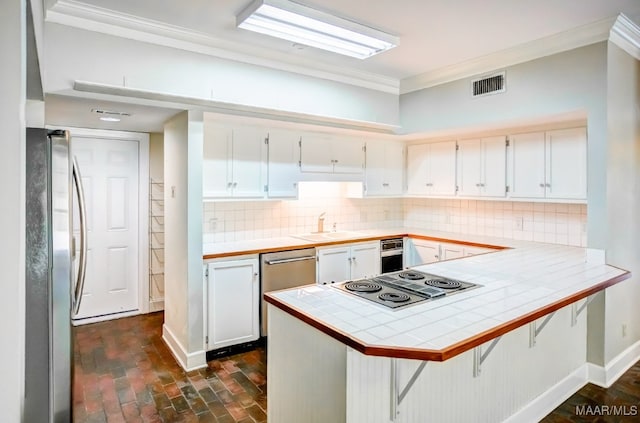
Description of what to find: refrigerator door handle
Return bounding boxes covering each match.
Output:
[72,156,88,316]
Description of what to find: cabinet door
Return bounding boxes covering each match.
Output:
[441,243,464,260]
[385,142,405,195]
[545,128,587,200]
[457,139,482,197]
[268,129,300,198]
[412,240,440,265]
[481,136,507,197]
[203,122,232,198]
[428,141,457,196]
[317,246,351,284]
[463,246,496,256]
[300,134,334,173]
[364,142,386,196]
[207,259,259,350]
[350,242,381,280]
[407,144,429,195]
[231,127,266,198]
[509,132,546,198]
[333,137,364,174]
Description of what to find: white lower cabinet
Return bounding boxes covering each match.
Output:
[410,239,440,266]
[317,242,380,284]
[440,243,464,260]
[405,238,497,267]
[205,257,260,350]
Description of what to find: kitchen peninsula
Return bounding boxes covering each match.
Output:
[257,232,629,423]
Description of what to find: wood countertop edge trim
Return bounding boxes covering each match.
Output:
[203,233,507,259]
[264,270,631,362]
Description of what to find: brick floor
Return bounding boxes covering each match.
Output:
[73,312,267,422]
[74,311,640,422]
[542,360,640,422]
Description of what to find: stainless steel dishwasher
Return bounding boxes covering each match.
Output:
[260,247,316,336]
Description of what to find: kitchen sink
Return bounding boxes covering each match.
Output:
[291,231,363,242]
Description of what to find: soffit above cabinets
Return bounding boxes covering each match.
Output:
[45,0,640,94]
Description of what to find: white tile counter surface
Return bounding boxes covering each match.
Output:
[263,234,629,356]
[203,227,510,257]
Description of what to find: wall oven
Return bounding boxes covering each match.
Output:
[380,238,403,273]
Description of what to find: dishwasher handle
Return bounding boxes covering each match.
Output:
[265,255,316,265]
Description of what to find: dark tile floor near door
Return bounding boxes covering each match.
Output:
[73,312,266,422]
[74,312,640,422]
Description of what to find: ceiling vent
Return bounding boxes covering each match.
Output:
[91,108,131,117]
[471,71,506,97]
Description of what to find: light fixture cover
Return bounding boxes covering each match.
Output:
[236,0,398,59]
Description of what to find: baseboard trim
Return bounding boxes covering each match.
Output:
[162,324,207,372]
[71,309,140,326]
[504,365,588,423]
[149,299,164,312]
[588,340,640,388]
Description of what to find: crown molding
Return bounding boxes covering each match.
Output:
[46,0,400,94]
[609,13,640,60]
[400,17,616,95]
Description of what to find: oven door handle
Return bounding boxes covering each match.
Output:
[381,249,403,258]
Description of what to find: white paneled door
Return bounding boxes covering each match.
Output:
[72,137,140,320]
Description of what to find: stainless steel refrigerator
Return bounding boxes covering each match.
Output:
[25,128,88,422]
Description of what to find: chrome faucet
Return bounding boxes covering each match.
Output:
[317,212,326,233]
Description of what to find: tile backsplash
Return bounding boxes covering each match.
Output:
[203,198,404,243]
[404,199,587,246]
[203,197,587,247]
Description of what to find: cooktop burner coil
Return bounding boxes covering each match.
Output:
[425,279,462,289]
[345,282,382,293]
[378,292,411,302]
[397,271,425,280]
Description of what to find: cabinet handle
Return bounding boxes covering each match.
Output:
[233,182,238,187]
[383,183,389,187]
[545,183,551,188]
[475,183,481,187]
[254,272,258,278]
[539,183,545,188]
[348,257,352,262]
[227,182,232,188]
[480,183,485,187]
[293,182,297,187]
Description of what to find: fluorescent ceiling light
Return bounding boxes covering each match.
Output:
[99,116,121,122]
[236,0,398,59]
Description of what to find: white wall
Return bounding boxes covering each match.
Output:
[604,42,640,363]
[43,23,399,126]
[163,111,205,369]
[400,43,609,251]
[0,0,26,421]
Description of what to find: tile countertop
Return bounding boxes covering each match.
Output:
[263,238,630,362]
[203,227,513,259]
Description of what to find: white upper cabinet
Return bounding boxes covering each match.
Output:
[203,121,266,199]
[457,136,506,198]
[267,129,301,198]
[545,128,587,200]
[203,123,233,198]
[365,141,405,196]
[407,141,457,196]
[300,134,364,174]
[509,128,586,200]
[509,132,546,198]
